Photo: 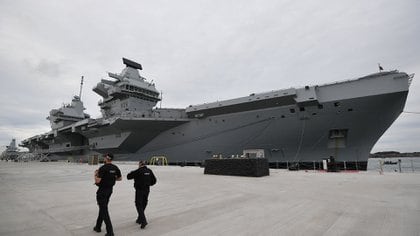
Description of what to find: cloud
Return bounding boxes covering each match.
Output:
[373,114,420,152]
[0,0,419,153]
[0,125,49,152]
[24,59,62,77]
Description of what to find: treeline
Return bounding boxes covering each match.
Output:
[370,151,420,158]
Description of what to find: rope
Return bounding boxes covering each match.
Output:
[403,111,420,114]
[293,118,306,161]
[240,118,275,147]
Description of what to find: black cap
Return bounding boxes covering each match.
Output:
[105,153,114,160]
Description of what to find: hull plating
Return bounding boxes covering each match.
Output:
[117,91,408,164]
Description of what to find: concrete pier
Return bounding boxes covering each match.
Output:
[0,161,419,236]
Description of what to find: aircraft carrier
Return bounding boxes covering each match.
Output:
[20,58,413,170]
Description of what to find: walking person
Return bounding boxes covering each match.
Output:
[127,161,157,229]
[93,153,122,236]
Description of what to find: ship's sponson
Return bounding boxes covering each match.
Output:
[185,70,410,118]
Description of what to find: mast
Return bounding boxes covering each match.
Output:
[160,90,163,109]
[79,76,84,100]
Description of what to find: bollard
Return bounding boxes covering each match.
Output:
[398,159,402,173]
[379,159,384,175]
[313,161,315,171]
[344,161,347,171]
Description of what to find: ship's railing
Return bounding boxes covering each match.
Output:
[266,158,420,172]
[408,73,414,86]
[268,160,366,171]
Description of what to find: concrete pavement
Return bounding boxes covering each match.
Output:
[0,161,419,236]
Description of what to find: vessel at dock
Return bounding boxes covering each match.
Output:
[1,139,20,160]
[21,58,413,170]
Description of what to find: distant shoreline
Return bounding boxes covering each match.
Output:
[370,151,420,158]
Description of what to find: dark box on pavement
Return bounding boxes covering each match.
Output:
[204,158,269,177]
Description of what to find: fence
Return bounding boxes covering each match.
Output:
[368,158,420,173]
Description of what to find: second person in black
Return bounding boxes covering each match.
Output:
[127,161,157,229]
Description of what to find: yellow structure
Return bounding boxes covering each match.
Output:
[149,156,168,166]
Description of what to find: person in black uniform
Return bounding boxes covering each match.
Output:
[93,153,122,236]
[127,160,157,229]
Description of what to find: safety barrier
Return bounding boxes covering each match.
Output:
[149,156,168,166]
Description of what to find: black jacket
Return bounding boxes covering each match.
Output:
[127,166,157,190]
[96,163,122,188]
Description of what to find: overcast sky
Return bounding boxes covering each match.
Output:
[1,0,419,153]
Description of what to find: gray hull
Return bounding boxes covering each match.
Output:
[118,91,407,167]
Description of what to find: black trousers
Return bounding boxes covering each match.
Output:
[135,189,150,224]
[96,187,113,234]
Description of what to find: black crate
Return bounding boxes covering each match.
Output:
[204,158,269,177]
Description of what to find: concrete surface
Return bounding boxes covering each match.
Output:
[0,161,419,236]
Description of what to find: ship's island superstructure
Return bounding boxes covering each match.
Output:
[1,139,20,160]
[21,58,413,170]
